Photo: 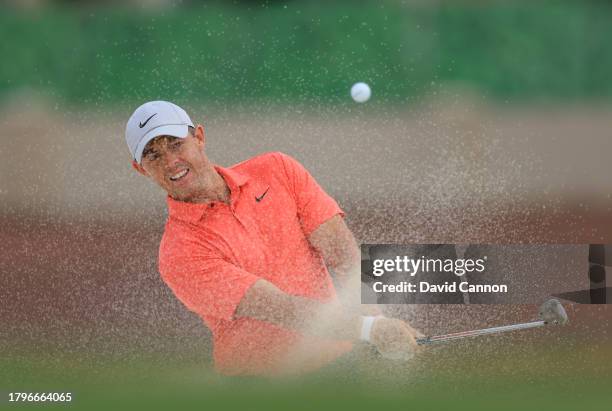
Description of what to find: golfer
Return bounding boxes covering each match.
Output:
[126,101,420,376]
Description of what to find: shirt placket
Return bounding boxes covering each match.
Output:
[227,186,246,229]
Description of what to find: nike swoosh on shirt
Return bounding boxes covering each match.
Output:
[255,186,270,202]
[139,113,157,128]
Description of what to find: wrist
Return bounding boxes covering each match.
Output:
[359,315,383,342]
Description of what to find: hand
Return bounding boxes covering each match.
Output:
[369,317,423,361]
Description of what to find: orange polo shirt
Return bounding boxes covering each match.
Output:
[158,152,353,375]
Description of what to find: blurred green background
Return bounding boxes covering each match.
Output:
[2,0,612,106]
[1,1,612,410]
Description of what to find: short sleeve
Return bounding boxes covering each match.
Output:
[159,232,260,321]
[275,152,344,236]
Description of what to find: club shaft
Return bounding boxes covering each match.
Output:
[416,320,546,345]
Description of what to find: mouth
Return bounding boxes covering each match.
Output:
[169,168,189,182]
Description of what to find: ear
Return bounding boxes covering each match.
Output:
[194,124,206,148]
[132,160,149,177]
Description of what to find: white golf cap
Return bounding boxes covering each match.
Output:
[126,100,194,164]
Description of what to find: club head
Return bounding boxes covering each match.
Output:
[538,298,568,325]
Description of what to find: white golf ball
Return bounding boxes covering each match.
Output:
[350,82,371,103]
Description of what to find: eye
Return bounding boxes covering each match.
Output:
[145,152,160,162]
[167,140,183,152]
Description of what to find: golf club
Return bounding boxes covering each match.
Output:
[416,298,568,345]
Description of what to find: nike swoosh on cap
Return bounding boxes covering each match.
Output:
[139,113,157,128]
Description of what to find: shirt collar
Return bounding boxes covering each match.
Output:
[166,165,249,224]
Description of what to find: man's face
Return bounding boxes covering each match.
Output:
[132,125,212,202]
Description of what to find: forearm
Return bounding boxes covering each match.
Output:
[308,215,361,291]
[235,279,363,340]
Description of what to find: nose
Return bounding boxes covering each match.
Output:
[163,150,182,171]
